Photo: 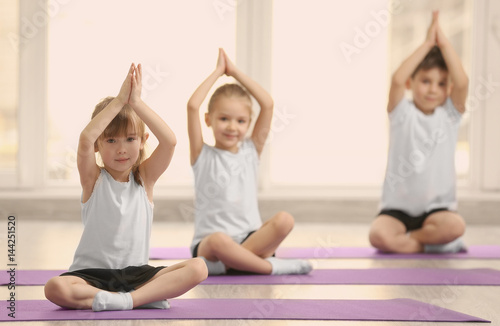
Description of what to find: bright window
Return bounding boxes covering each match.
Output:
[271,0,389,186]
[47,0,236,186]
[0,1,19,174]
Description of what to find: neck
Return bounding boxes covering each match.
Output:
[104,167,132,182]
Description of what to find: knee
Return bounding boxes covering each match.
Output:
[369,229,393,251]
[188,258,208,283]
[204,232,233,254]
[271,211,295,235]
[445,218,466,242]
[44,277,67,304]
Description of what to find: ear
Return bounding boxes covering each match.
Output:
[205,112,211,127]
[94,142,99,153]
[140,132,149,150]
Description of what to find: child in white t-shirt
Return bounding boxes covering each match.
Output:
[187,48,312,275]
[369,11,468,254]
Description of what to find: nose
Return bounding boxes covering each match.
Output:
[117,141,127,154]
[429,82,439,93]
[227,120,236,130]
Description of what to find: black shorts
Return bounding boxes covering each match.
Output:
[378,208,449,231]
[61,265,166,292]
[192,231,257,257]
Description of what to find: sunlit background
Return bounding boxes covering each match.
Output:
[0,0,484,191]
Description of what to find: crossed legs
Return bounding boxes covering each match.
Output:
[197,211,310,274]
[44,258,207,310]
[369,210,466,253]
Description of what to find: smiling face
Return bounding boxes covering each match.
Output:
[97,129,145,180]
[92,99,147,182]
[206,96,251,153]
[409,67,450,114]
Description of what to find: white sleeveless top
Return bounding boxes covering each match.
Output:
[69,169,153,271]
[380,98,461,216]
[190,139,262,251]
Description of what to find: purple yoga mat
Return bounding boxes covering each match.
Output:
[0,299,489,322]
[149,245,500,260]
[2,268,500,286]
[200,268,500,285]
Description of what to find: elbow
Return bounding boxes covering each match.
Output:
[262,98,274,113]
[457,75,469,92]
[79,132,96,152]
[170,135,177,148]
[187,101,200,113]
[391,74,407,88]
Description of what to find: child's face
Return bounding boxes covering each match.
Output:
[97,128,145,179]
[409,67,450,114]
[206,96,251,153]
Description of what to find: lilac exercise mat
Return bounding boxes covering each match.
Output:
[200,268,500,285]
[149,245,500,260]
[0,299,489,322]
[3,268,500,286]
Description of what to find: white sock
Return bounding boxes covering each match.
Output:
[424,237,467,254]
[200,256,226,275]
[127,290,170,309]
[266,257,312,275]
[92,291,133,312]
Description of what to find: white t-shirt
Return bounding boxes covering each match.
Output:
[69,169,153,271]
[191,139,262,251]
[380,98,462,216]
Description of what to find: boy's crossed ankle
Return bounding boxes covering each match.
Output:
[424,237,467,254]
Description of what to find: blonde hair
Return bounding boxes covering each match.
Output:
[208,83,252,115]
[92,96,146,185]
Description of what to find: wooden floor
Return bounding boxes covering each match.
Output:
[1,221,499,325]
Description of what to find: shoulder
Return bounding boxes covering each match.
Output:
[81,169,105,204]
[388,98,413,124]
[192,143,213,169]
[240,138,259,158]
[241,138,256,150]
[439,98,462,125]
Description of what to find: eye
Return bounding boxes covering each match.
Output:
[127,137,136,142]
[220,117,228,121]
[238,119,247,124]
[106,138,116,143]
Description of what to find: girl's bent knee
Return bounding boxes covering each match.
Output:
[190,258,208,282]
[274,211,294,231]
[44,277,65,303]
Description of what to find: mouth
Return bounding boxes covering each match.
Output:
[115,158,130,163]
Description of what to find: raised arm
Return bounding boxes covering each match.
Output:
[222,50,274,156]
[129,64,176,192]
[78,64,134,196]
[436,15,469,113]
[387,12,438,113]
[187,48,226,165]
